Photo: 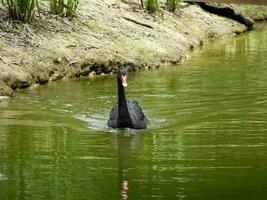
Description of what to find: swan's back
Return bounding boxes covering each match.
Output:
[107,100,147,129]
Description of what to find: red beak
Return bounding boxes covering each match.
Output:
[121,75,128,87]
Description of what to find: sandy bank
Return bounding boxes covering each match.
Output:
[0,0,267,97]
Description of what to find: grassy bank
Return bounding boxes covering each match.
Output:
[1,0,267,97]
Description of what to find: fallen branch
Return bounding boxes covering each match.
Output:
[122,17,154,29]
[198,3,254,30]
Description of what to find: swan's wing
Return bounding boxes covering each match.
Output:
[127,100,145,120]
[107,104,118,128]
[127,100,146,129]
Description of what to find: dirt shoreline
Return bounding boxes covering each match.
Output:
[1,0,267,98]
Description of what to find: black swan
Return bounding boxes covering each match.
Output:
[107,66,147,129]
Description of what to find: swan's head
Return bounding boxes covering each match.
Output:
[118,65,128,87]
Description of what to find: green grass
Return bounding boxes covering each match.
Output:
[166,0,180,12]
[142,0,160,13]
[0,0,79,21]
[1,0,38,22]
[139,0,182,13]
[50,0,79,16]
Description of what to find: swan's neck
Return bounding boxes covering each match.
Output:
[117,78,133,127]
[118,78,127,107]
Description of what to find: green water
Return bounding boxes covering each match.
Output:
[1,23,267,200]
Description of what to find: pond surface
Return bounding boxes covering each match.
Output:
[1,23,267,200]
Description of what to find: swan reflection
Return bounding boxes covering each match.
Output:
[111,133,143,199]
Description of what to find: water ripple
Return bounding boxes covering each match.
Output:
[0,172,7,181]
